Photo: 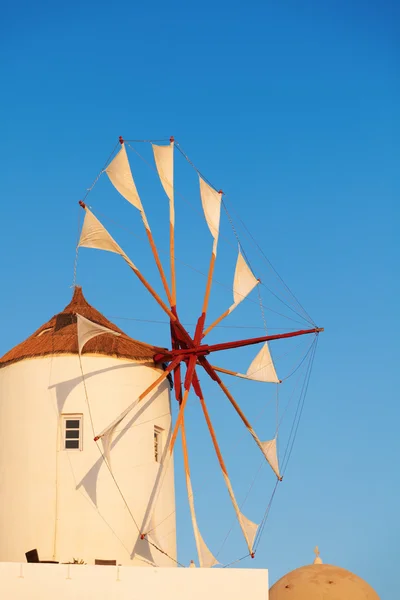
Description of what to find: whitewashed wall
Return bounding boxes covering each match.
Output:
[0,563,269,600]
[0,355,176,566]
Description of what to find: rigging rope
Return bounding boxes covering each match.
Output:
[253,337,318,551]
[281,337,318,474]
[225,201,313,325]
[106,314,299,331]
[225,202,317,327]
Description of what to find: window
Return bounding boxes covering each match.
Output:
[62,415,82,450]
[154,426,163,463]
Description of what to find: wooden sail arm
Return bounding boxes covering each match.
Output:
[144,226,173,306]
[191,370,257,556]
[168,354,197,456]
[154,327,324,363]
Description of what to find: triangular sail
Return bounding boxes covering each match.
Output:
[147,514,164,551]
[199,177,222,252]
[211,342,280,384]
[238,342,280,383]
[105,144,143,212]
[152,141,176,305]
[100,432,113,469]
[182,414,218,568]
[152,142,174,213]
[106,143,172,302]
[238,510,258,550]
[260,437,281,480]
[186,473,219,568]
[221,471,258,555]
[79,209,126,256]
[76,313,121,355]
[232,249,259,306]
[203,249,259,336]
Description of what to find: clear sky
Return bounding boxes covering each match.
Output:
[1,1,398,597]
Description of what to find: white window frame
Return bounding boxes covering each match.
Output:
[154,426,163,463]
[62,414,83,451]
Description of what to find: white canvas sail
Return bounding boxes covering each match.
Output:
[260,437,281,479]
[203,248,259,336]
[199,177,221,245]
[238,510,258,551]
[152,142,174,217]
[147,514,164,551]
[238,342,280,383]
[78,208,141,275]
[185,467,218,568]
[78,209,125,255]
[105,144,143,211]
[76,313,120,355]
[232,249,258,306]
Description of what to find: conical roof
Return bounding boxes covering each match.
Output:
[0,286,167,369]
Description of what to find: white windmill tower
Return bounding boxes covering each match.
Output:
[0,286,177,567]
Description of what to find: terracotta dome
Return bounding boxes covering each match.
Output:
[0,286,167,369]
[269,563,379,600]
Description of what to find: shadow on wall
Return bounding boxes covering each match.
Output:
[49,361,155,414]
[48,360,173,565]
[75,390,159,506]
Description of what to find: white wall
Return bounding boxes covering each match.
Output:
[0,355,176,567]
[0,562,269,600]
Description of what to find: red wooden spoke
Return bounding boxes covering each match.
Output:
[155,327,323,364]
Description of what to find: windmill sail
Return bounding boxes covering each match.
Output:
[152,141,176,304]
[238,342,280,383]
[199,177,222,254]
[105,144,143,212]
[232,249,259,306]
[152,142,174,211]
[260,438,281,480]
[79,208,127,256]
[76,313,120,355]
[211,342,280,384]
[203,249,259,336]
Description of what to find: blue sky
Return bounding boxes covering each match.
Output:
[1,1,398,596]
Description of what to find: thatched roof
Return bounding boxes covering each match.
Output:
[0,286,167,369]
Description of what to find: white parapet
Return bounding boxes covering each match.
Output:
[0,562,269,600]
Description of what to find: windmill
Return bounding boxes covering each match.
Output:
[76,136,323,567]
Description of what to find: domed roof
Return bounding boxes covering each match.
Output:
[270,563,379,600]
[0,286,167,369]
